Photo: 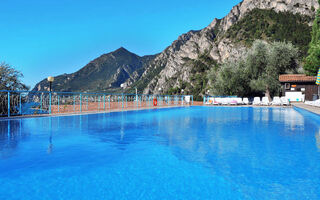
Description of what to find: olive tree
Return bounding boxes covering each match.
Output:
[248,41,299,100]
[209,59,251,97]
[209,40,299,99]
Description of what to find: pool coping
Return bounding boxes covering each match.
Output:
[291,103,320,116]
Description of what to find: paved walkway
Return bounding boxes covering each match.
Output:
[292,103,320,115]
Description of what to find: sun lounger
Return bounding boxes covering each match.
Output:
[280,97,290,106]
[229,98,238,105]
[306,99,320,107]
[243,98,249,105]
[305,101,313,105]
[235,98,243,105]
[252,97,261,106]
[315,100,320,107]
[221,98,229,105]
[212,98,220,105]
[261,97,270,106]
[271,97,281,106]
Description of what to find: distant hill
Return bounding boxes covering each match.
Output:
[32,47,155,93]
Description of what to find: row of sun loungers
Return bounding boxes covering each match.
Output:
[252,97,290,106]
[205,98,248,105]
[205,97,290,106]
[305,99,320,107]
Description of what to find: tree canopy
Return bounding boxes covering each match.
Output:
[0,62,28,91]
[304,0,320,75]
[209,40,299,99]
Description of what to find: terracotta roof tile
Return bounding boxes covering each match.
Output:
[279,74,317,82]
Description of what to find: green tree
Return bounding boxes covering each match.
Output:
[209,40,299,99]
[248,41,299,100]
[0,62,28,90]
[209,59,251,97]
[304,0,320,75]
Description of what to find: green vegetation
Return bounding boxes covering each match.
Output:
[304,0,320,75]
[0,62,29,115]
[188,53,217,101]
[209,40,299,99]
[166,9,313,100]
[0,62,28,91]
[207,59,250,97]
[225,9,312,57]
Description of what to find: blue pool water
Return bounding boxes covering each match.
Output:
[0,107,320,199]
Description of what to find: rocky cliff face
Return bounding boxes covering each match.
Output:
[140,0,319,94]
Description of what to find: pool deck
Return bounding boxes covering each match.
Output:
[2,101,319,120]
[0,104,190,120]
[292,103,320,115]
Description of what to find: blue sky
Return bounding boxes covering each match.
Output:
[0,0,241,88]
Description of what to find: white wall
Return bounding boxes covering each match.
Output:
[285,92,304,102]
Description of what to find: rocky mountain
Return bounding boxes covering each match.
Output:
[33,47,155,93]
[135,0,319,97]
[33,0,319,97]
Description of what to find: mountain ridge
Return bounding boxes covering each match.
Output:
[32,0,319,96]
[33,47,156,93]
[138,0,319,95]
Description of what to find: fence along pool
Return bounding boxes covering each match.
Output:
[0,90,193,117]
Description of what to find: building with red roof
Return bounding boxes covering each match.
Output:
[279,74,318,101]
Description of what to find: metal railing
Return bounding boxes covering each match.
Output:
[0,90,193,117]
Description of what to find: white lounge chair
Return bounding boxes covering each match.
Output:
[252,97,261,106]
[280,97,290,106]
[229,98,238,105]
[271,97,281,106]
[235,98,243,105]
[261,97,270,106]
[305,101,313,105]
[213,98,221,105]
[221,98,229,105]
[307,99,320,107]
[243,98,249,105]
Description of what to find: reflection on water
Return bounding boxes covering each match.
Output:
[316,130,320,151]
[252,108,305,131]
[0,120,28,159]
[47,135,53,154]
[155,107,320,198]
[0,108,316,159]
[0,107,315,160]
[47,118,53,154]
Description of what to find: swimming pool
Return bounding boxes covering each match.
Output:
[0,107,320,199]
